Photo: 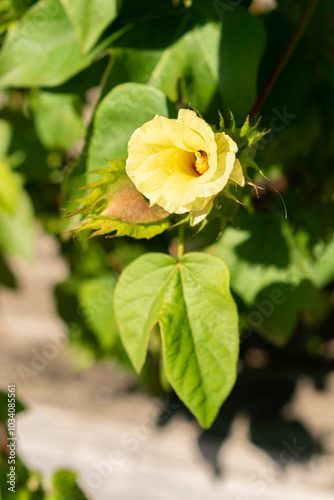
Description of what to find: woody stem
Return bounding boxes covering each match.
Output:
[249,0,319,122]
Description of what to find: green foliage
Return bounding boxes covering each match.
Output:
[0,119,35,263]
[0,0,96,87]
[104,3,265,124]
[47,470,88,500]
[0,118,12,157]
[29,91,84,150]
[0,0,35,38]
[0,188,35,261]
[77,272,118,350]
[114,252,239,427]
[0,160,21,213]
[209,212,331,345]
[0,252,17,287]
[59,0,118,54]
[87,83,171,174]
[0,0,333,437]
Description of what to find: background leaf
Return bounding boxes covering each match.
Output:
[29,91,84,150]
[0,0,95,88]
[209,212,331,345]
[104,5,265,123]
[86,82,171,175]
[77,272,118,350]
[0,118,12,157]
[0,160,21,213]
[209,213,296,306]
[48,469,88,500]
[0,188,35,262]
[60,0,118,54]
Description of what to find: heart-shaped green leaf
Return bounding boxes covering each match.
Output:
[114,252,239,428]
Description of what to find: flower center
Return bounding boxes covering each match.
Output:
[193,150,209,175]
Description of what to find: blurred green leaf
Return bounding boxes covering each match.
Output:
[0,118,12,157]
[105,6,265,123]
[210,212,332,345]
[29,91,84,150]
[0,390,25,422]
[0,109,49,180]
[0,188,35,262]
[249,280,330,346]
[312,233,334,288]
[209,213,296,306]
[115,252,239,427]
[78,273,118,350]
[48,469,88,500]
[87,82,171,174]
[0,160,21,213]
[0,252,17,288]
[60,0,118,54]
[0,0,96,88]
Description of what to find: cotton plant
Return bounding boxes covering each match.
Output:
[71,108,266,428]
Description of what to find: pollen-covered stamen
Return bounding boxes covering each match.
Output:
[194,150,209,175]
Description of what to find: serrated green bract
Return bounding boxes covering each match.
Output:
[194,112,267,235]
[218,111,268,185]
[69,160,171,239]
[114,252,239,428]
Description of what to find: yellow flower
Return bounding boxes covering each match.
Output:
[126,109,244,226]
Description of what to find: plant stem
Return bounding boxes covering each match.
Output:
[177,223,185,259]
[249,0,319,122]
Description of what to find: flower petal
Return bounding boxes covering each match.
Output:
[178,109,218,180]
[128,114,207,157]
[230,158,245,186]
[189,198,214,226]
[163,171,198,206]
[192,133,237,197]
[125,110,241,226]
